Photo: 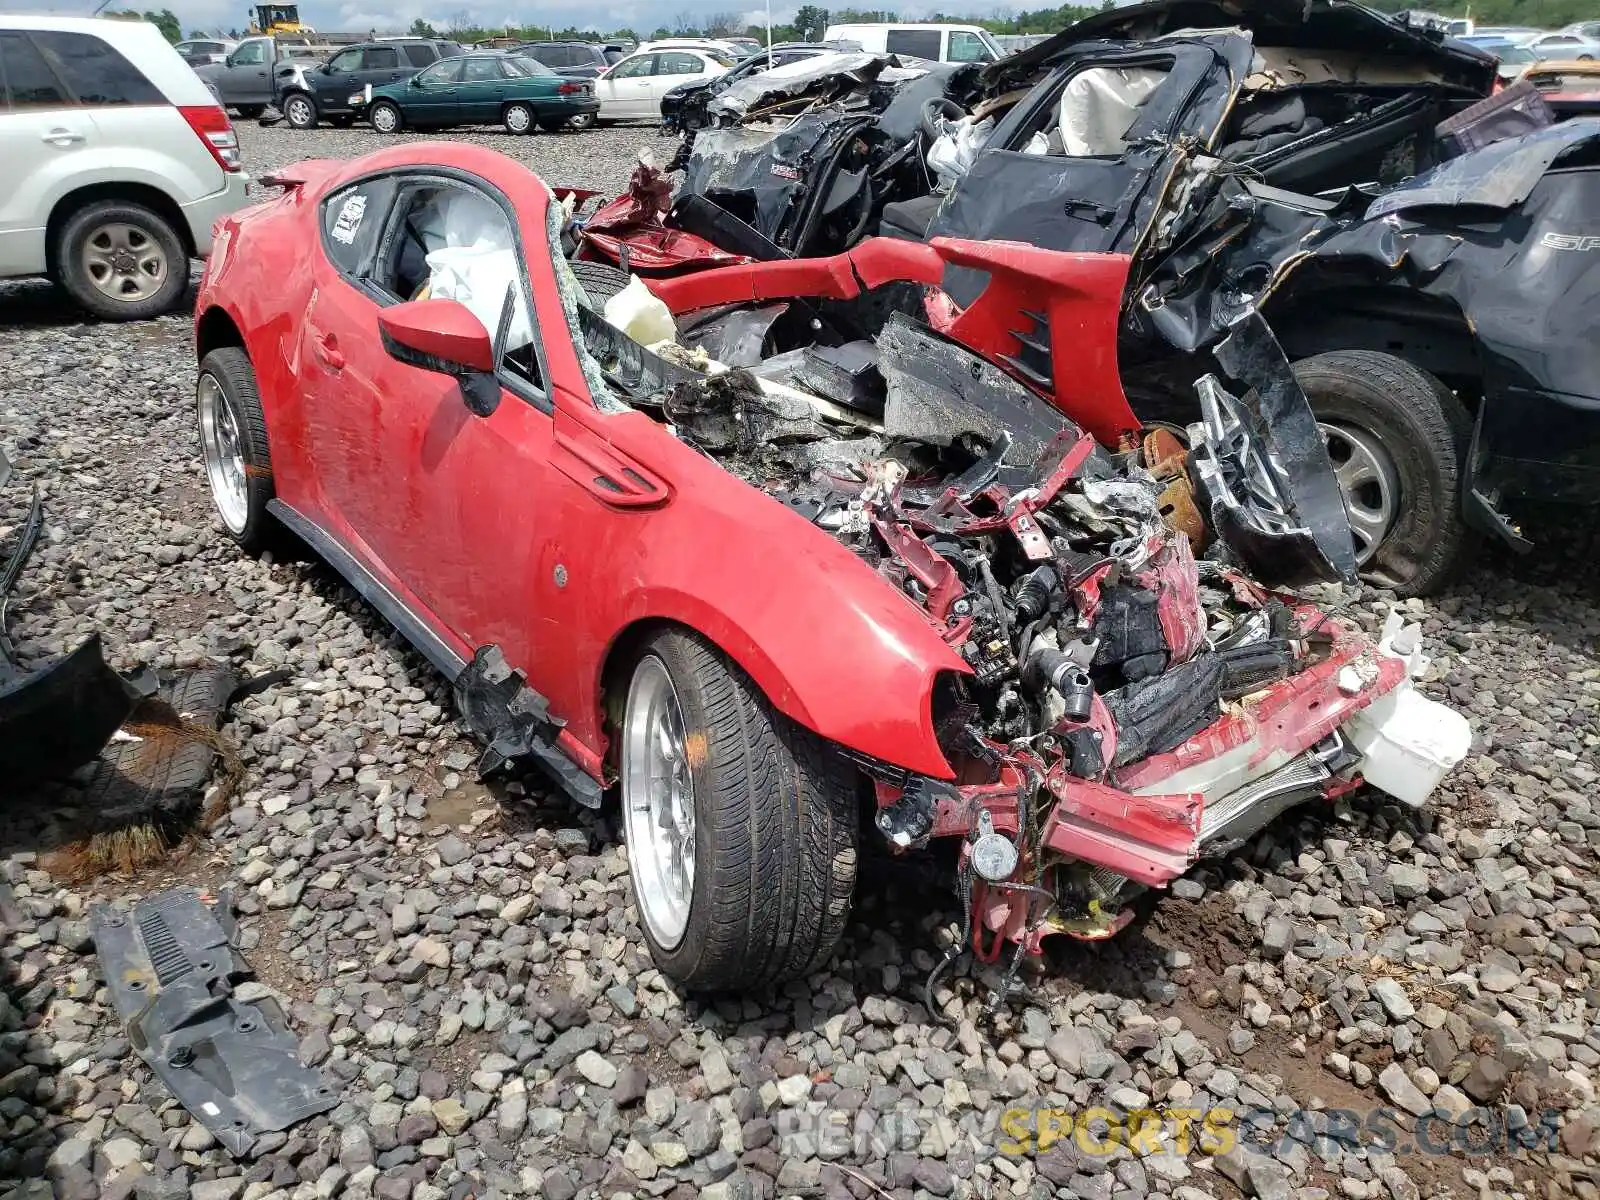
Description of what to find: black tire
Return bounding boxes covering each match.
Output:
[54,200,188,321]
[196,347,280,554]
[569,259,630,307]
[282,91,318,129]
[236,104,266,118]
[1293,350,1474,596]
[369,101,403,134]
[622,628,858,991]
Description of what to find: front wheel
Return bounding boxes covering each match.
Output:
[282,92,317,129]
[54,200,187,321]
[503,102,533,135]
[1293,350,1474,596]
[621,629,858,991]
[369,101,402,134]
[196,347,279,553]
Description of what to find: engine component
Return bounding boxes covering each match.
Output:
[1012,564,1061,621]
[1091,584,1169,682]
[970,809,1020,882]
[1022,646,1094,721]
[1102,652,1225,766]
[875,776,955,849]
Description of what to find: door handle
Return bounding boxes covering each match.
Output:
[311,332,344,370]
[41,129,85,147]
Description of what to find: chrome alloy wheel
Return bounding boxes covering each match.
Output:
[197,372,248,535]
[81,222,168,302]
[622,655,696,949]
[1320,421,1400,566]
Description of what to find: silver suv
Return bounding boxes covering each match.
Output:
[0,14,249,319]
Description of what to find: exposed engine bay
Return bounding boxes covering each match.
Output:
[554,234,1472,983]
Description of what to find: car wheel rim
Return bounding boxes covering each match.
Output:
[81,222,167,302]
[287,97,311,125]
[1320,421,1399,566]
[197,372,249,535]
[569,112,594,128]
[622,655,695,950]
[507,107,530,132]
[373,106,397,132]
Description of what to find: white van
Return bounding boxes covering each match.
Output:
[822,22,1003,63]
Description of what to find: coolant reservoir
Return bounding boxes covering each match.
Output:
[604,276,676,347]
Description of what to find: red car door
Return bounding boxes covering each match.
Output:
[296,169,566,654]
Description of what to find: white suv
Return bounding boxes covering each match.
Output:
[0,15,249,320]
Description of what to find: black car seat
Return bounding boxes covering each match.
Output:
[877,193,943,242]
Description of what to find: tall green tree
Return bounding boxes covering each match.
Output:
[794,4,830,39]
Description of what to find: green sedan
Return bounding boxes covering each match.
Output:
[362,52,600,135]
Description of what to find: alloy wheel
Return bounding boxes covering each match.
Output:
[197,372,248,535]
[622,656,696,950]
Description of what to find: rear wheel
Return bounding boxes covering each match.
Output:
[54,200,187,321]
[370,101,402,134]
[621,628,858,991]
[196,347,279,553]
[503,102,533,135]
[1293,350,1474,596]
[282,92,318,129]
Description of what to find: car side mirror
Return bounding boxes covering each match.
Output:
[410,76,422,87]
[378,299,501,417]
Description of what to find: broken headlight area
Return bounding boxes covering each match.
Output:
[573,260,1471,977]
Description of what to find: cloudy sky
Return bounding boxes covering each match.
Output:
[0,0,984,36]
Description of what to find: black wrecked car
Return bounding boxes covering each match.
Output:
[651,0,1600,595]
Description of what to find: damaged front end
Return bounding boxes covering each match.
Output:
[573,237,1470,965]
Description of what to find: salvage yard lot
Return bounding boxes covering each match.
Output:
[1,120,1598,1200]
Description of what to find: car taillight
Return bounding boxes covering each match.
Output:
[179,104,242,173]
[558,81,585,94]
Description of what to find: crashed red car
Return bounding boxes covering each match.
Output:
[193,142,1470,994]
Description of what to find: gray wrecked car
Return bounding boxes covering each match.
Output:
[589,0,1600,595]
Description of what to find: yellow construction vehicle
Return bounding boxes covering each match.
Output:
[247,4,314,35]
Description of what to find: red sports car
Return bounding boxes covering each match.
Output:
[193,142,1470,993]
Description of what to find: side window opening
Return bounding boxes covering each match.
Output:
[327,49,360,73]
[371,182,543,392]
[363,47,400,70]
[403,44,436,67]
[232,40,267,65]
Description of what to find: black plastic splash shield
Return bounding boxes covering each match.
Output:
[89,887,339,1154]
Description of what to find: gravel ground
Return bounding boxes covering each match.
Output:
[1,120,1598,1200]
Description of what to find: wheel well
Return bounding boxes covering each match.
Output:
[46,182,195,272]
[195,305,245,363]
[1265,286,1484,401]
